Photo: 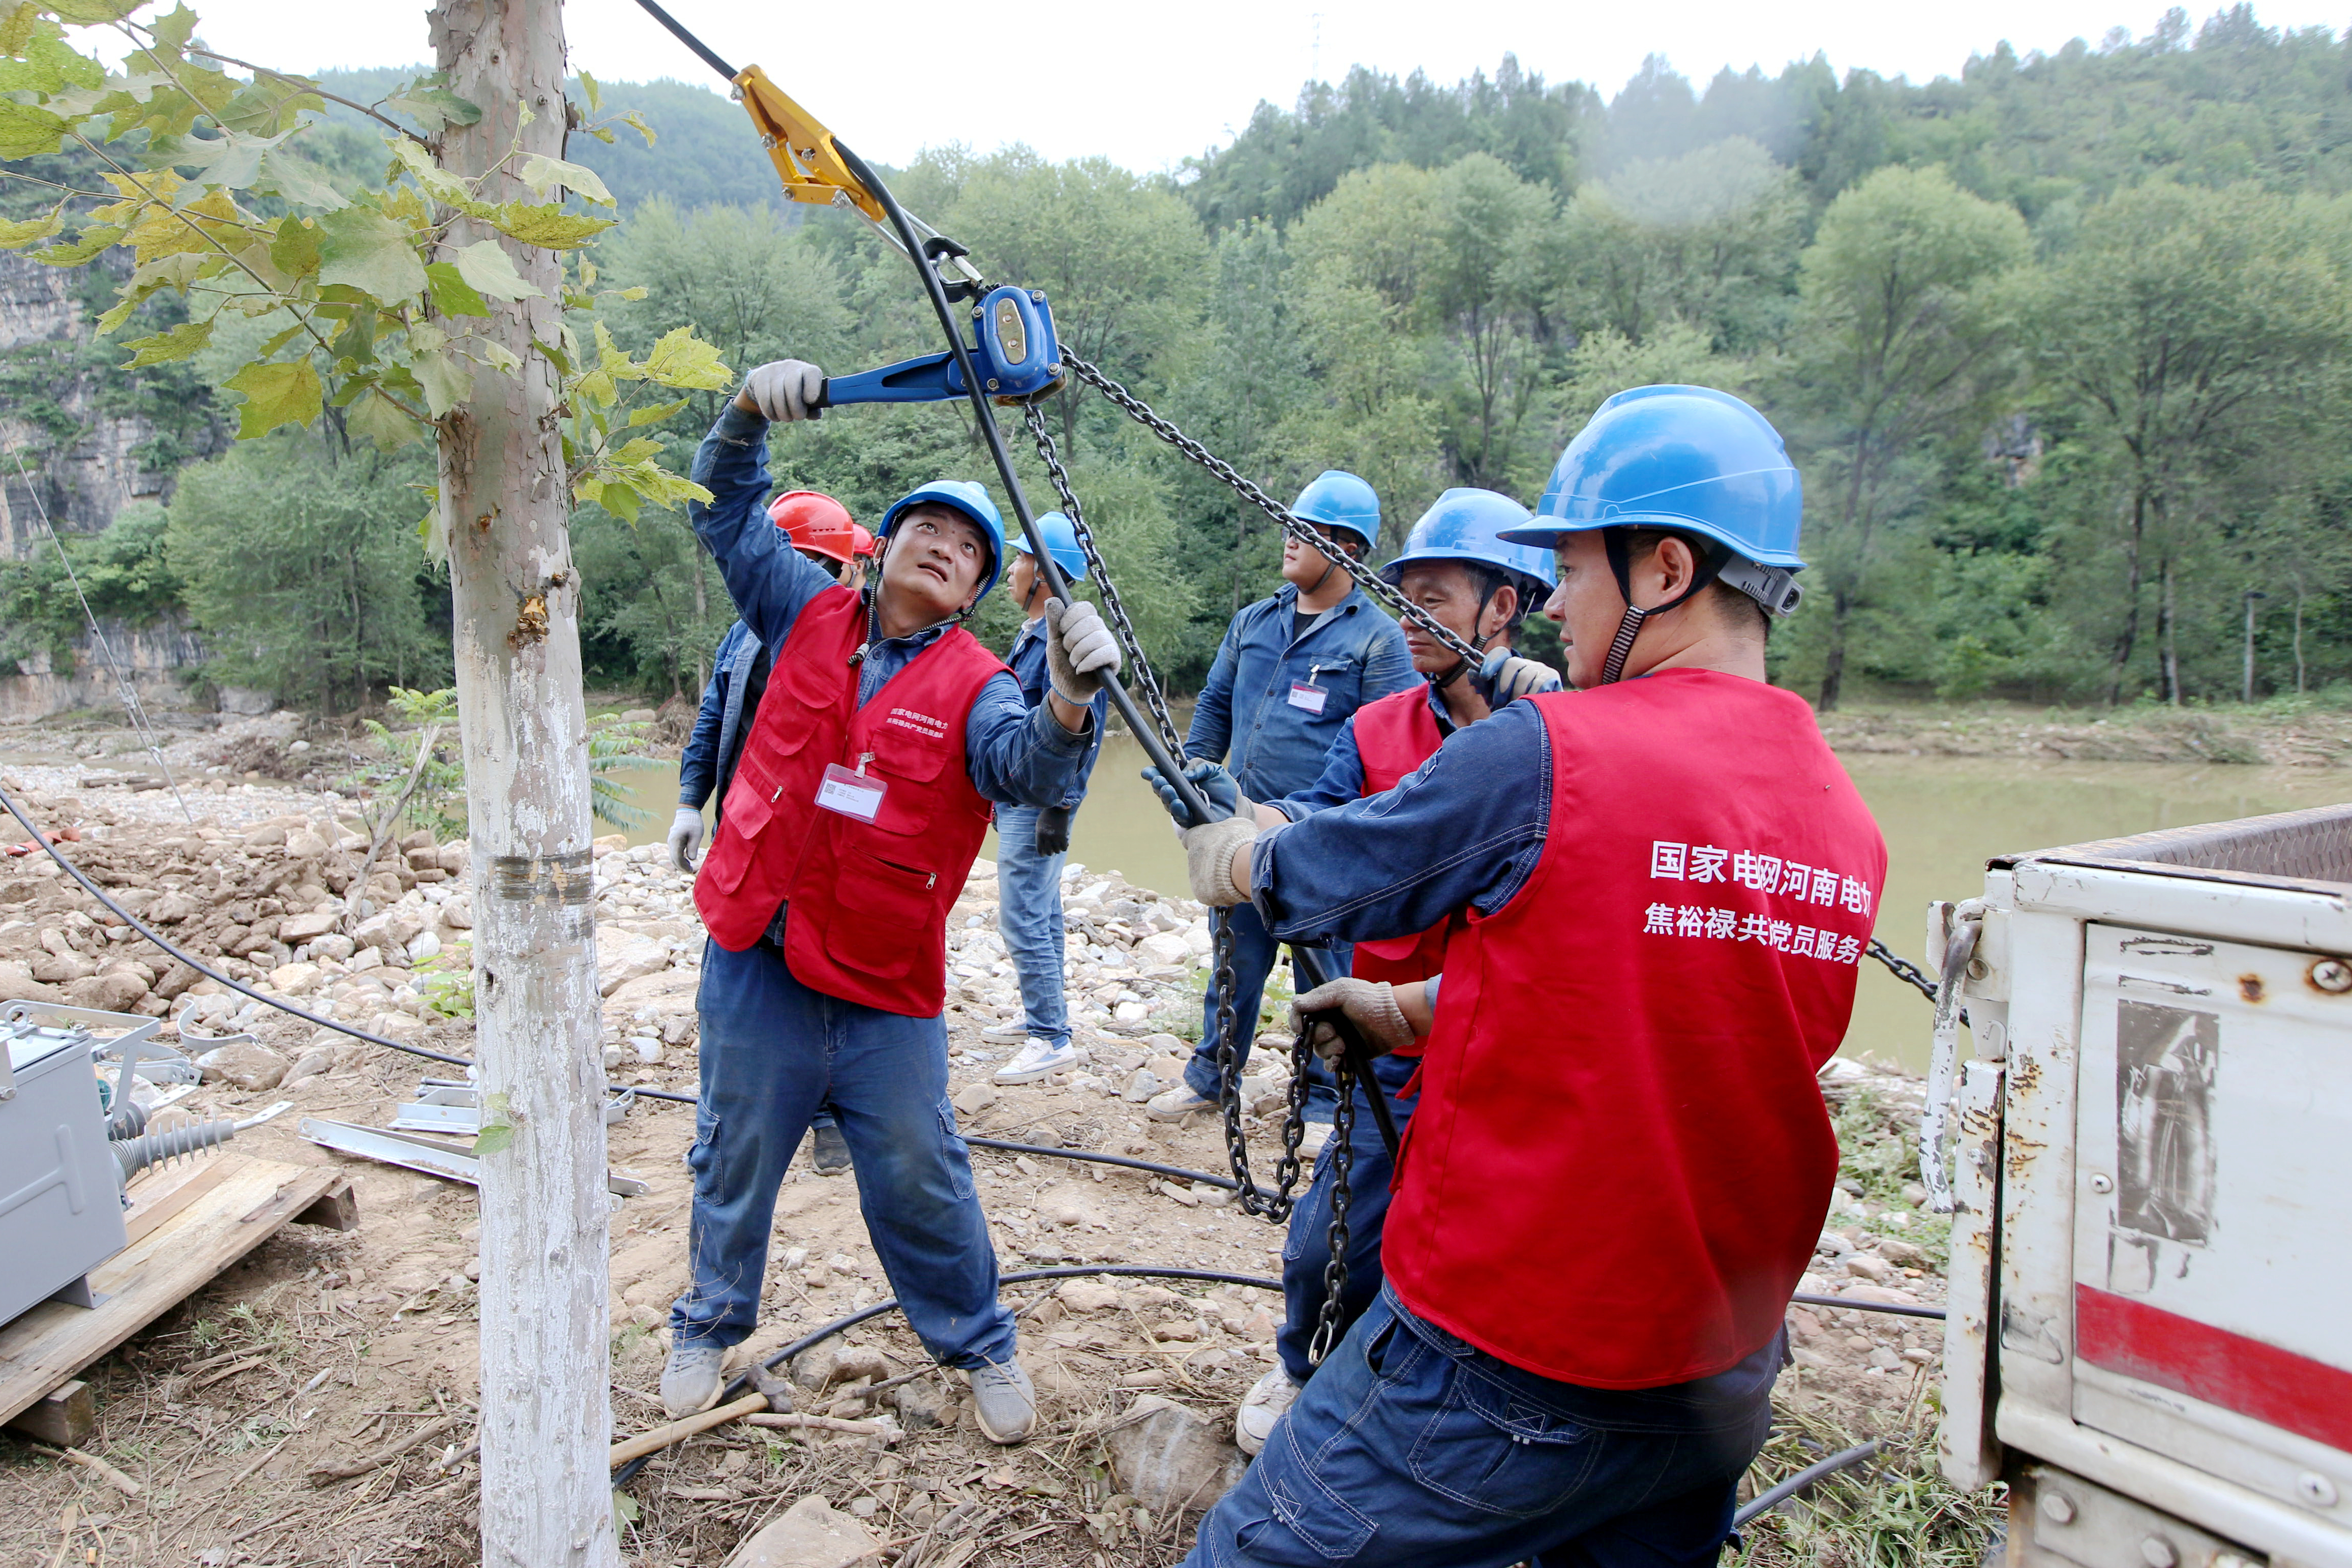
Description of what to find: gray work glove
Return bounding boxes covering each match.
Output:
[1044,597,1121,704]
[1473,651,1563,707]
[739,359,825,423]
[1289,977,1414,1065]
[1182,816,1258,907]
[668,806,705,872]
[1141,759,1249,827]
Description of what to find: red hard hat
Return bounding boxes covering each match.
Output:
[767,490,859,564]
[850,523,877,558]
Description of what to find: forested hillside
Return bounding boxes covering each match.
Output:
[7,4,2351,711]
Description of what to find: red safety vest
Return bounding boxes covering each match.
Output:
[692,588,1005,1017]
[1383,669,1886,1388]
[1348,687,1451,990]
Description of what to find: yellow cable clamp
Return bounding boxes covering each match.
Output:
[734,65,884,223]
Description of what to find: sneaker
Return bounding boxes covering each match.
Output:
[980,1020,1032,1043]
[810,1122,851,1175]
[1235,1365,1301,1456]
[968,1358,1037,1444]
[659,1338,727,1419]
[1298,1121,1332,1160]
[994,1037,1079,1084]
[1147,1083,1217,1121]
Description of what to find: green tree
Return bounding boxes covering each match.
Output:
[1787,165,2029,709]
[167,433,446,708]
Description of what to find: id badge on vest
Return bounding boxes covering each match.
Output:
[816,758,886,823]
[1287,675,1329,715]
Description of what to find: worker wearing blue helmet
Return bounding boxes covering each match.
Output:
[1148,470,1416,1133]
[985,512,1110,1088]
[659,358,1124,1448]
[1169,388,1885,1567]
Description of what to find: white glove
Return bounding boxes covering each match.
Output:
[738,359,825,424]
[1289,977,1415,1064]
[1474,651,1564,706]
[1044,597,1121,704]
[668,806,705,871]
[1182,816,1257,907]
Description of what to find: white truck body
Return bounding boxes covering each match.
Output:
[1936,803,2352,1568]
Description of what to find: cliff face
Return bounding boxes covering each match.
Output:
[0,251,190,558]
[0,614,208,725]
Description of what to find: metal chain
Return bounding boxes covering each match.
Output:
[1307,1056,1358,1365]
[1868,938,1940,1003]
[1019,404,1185,757]
[1059,353,1488,670]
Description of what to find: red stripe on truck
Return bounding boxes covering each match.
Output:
[2077,1283,2352,1455]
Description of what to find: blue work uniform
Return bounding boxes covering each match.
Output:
[1180,699,1784,1568]
[677,618,765,815]
[993,615,1107,1049]
[672,405,1091,1368]
[1180,585,1414,1107]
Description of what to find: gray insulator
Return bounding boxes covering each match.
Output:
[106,1098,150,1140]
[111,1119,237,1182]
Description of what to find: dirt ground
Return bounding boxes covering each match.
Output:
[1,714,1962,1568]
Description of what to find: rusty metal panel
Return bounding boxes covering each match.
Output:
[1997,907,2086,1419]
[1940,1056,2007,1490]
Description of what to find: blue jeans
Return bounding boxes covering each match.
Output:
[1278,1050,1418,1382]
[993,804,1070,1048]
[672,939,1017,1368]
[1186,1287,1779,1568]
[1185,901,1341,1120]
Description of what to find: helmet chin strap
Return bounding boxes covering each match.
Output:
[1598,531,1726,685]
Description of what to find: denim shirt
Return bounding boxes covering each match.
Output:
[686,406,1090,808]
[1268,679,1456,822]
[1008,617,1106,811]
[1249,697,1554,946]
[679,619,764,811]
[1185,585,1416,802]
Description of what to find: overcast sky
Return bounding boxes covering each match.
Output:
[142,0,2352,172]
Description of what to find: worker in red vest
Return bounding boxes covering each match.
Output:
[1144,488,1561,1454]
[1171,386,1886,1565]
[659,359,1123,1445]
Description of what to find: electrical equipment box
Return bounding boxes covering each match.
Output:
[1934,804,2352,1568]
[0,1007,129,1326]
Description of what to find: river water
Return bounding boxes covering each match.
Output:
[609,739,2352,1072]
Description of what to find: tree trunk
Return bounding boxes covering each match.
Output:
[1817,588,1851,711]
[429,4,617,1565]
[2159,557,2180,706]
[2106,490,2148,706]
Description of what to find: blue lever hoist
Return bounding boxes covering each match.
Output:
[821,283,1066,410]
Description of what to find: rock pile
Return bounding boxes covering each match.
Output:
[944,860,1216,1038]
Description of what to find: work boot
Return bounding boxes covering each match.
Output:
[980,1019,1032,1043]
[968,1358,1037,1444]
[994,1037,1078,1085]
[659,1338,726,1419]
[1146,1083,1216,1121]
[1235,1365,1302,1456]
[810,1122,851,1176]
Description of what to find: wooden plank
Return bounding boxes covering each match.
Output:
[0,1155,347,1428]
[120,1159,236,1247]
[292,1180,358,1232]
[5,1378,94,1446]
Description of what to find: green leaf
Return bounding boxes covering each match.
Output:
[639,326,732,390]
[0,100,68,158]
[223,358,322,439]
[425,260,490,318]
[621,110,655,147]
[0,5,44,55]
[269,215,320,281]
[31,224,121,266]
[626,397,689,428]
[450,237,541,300]
[473,1091,515,1155]
[382,73,481,135]
[119,317,212,368]
[517,153,613,207]
[0,202,63,250]
[579,71,600,111]
[149,3,198,50]
[43,0,139,21]
[411,345,472,419]
[346,387,425,451]
[315,205,427,302]
[531,335,573,377]
[490,201,610,250]
[255,148,346,212]
[386,135,491,216]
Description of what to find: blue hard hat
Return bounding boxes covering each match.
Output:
[1498,386,1804,571]
[1291,470,1382,551]
[1010,510,1089,586]
[1378,489,1558,599]
[879,479,1008,602]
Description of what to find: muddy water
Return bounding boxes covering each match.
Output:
[603,735,2349,1071]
